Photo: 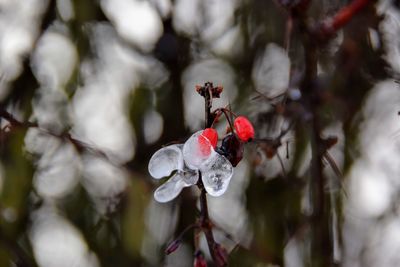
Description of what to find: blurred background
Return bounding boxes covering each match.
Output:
[0,0,399,266]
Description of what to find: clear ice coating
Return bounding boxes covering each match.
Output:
[148,145,184,179]
[183,130,212,169]
[149,131,234,202]
[153,169,199,203]
[154,173,188,203]
[200,151,233,197]
[181,169,199,185]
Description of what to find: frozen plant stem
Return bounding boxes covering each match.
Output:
[198,175,220,264]
[196,82,225,266]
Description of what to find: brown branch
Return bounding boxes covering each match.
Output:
[0,228,34,267]
[284,14,293,52]
[210,107,236,131]
[0,108,157,198]
[198,179,220,264]
[296,5,335,266]
[0,108,109,160]
[195,82,226,266]
[0,109,37,128]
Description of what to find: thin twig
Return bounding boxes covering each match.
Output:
[284,14,293,53]
[196,82,225,266]
[0,108,109,160]
[276,152,287,177]
[210,107,236,132]
[323,151,348,198]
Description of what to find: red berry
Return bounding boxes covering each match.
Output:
[198,128,218,156]
[202,128,218,148]
[234,116,255,142]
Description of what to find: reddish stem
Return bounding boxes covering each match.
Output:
[331,0,370,31]
[319,0,370,37]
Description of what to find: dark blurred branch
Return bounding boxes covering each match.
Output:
[294,3,370,265]
[274,0,311,12]
[309,111,332,267]
[0,109,37,128]
[297,5,333,266]
[0,228,34,267]
[0,108,108,159]
[0,108,157,202]
[284,14,293,52]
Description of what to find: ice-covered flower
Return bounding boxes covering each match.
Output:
[148,130,234,202]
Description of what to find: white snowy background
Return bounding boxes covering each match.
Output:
[0,0,399,266]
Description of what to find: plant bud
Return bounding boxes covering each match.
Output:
[165,239,181,255]
[194,251,207,267]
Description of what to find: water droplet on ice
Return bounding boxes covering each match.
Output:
[200,153,233,197]
[181,169,199,185]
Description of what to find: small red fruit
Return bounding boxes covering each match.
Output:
[202,128,218,148]
[234,116,255,142]
[198,128,218,156]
